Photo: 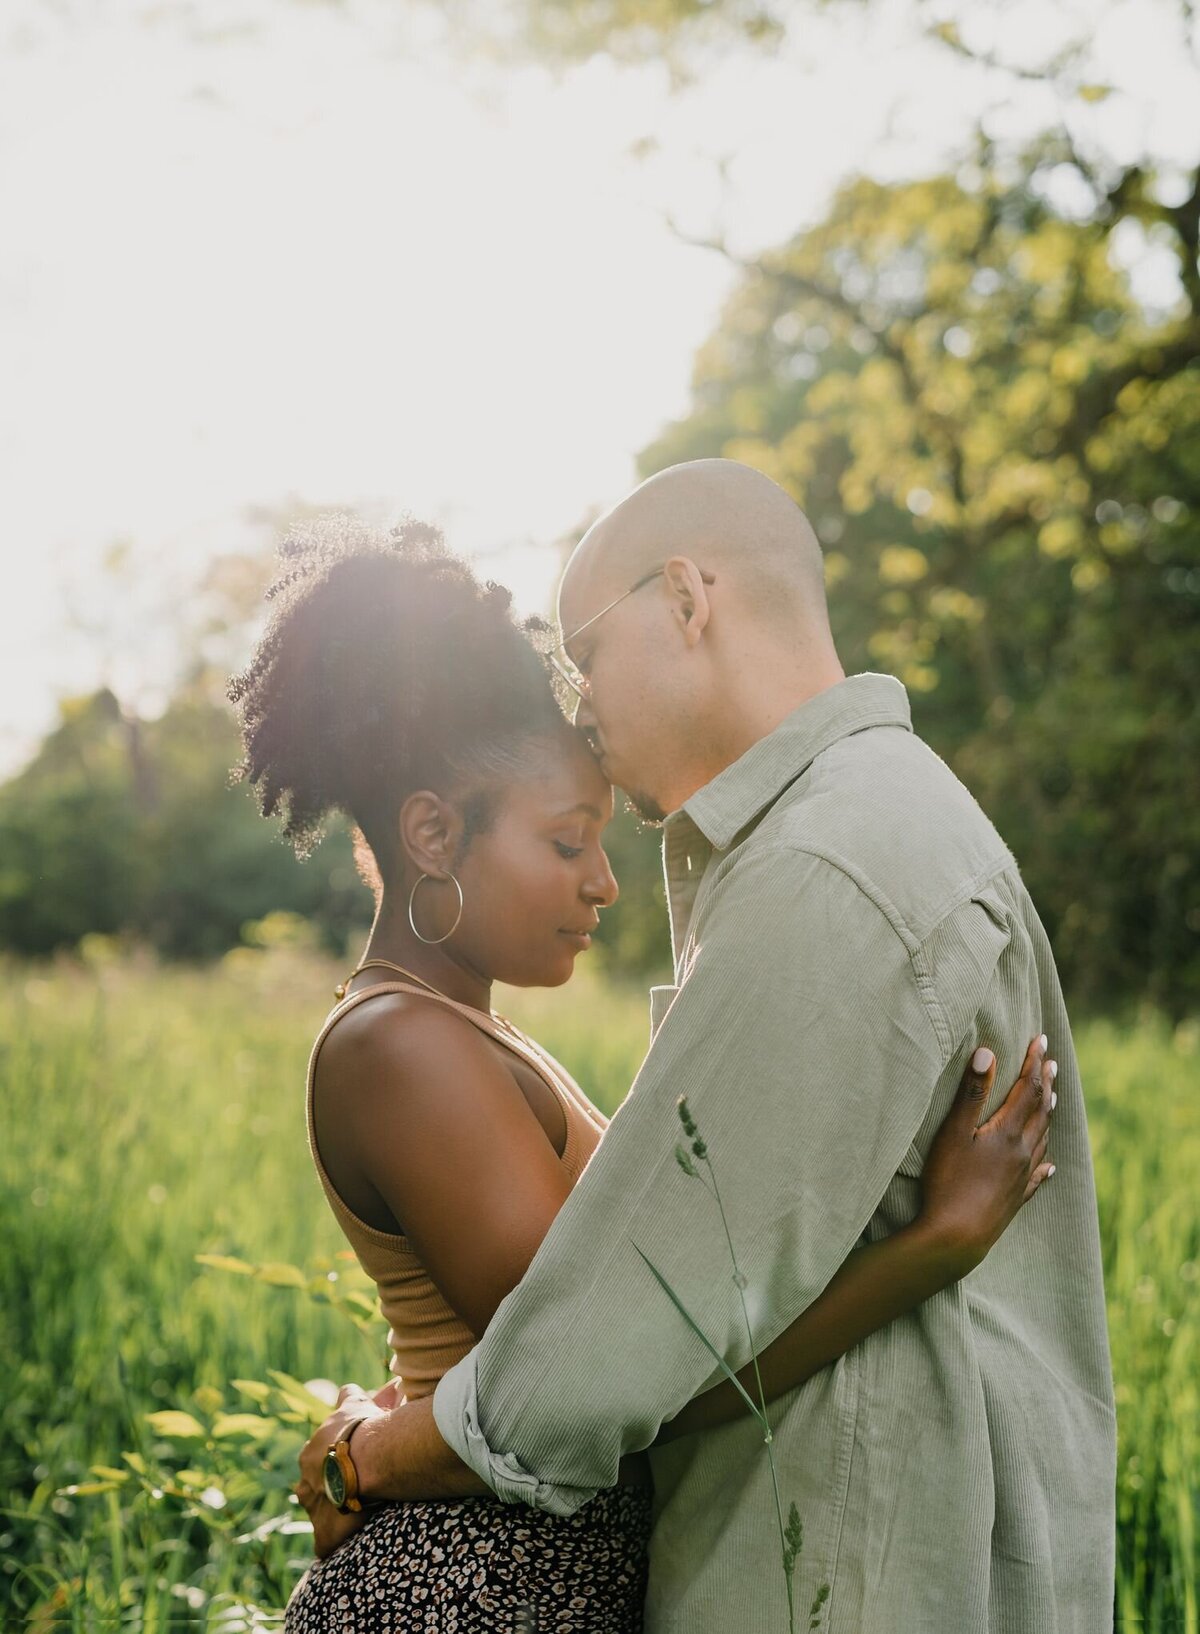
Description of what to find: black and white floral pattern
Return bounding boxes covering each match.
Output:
[285,1487,651,1633]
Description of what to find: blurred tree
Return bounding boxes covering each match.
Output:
[135,687,369,960]
[492,0,1199,1009]
[0,683,371,962]
[637,150,1199,1014]
[10,3,1198,1006]
[0,692,143,955]
[0,494,381,963]
[505,0,1195,87]
[490,0,783,71]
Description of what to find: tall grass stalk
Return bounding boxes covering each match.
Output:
[632,1094,825,1633]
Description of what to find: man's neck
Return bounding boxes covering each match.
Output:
[677,657,847,808]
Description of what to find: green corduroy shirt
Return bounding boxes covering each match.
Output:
[433,672,1116,1633]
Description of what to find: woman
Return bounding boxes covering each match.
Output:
[227,515,1055,1631]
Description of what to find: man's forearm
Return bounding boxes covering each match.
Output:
[355,1393,494,1502]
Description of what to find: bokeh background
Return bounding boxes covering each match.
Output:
[1,0,1197,1626]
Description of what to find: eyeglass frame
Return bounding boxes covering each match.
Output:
[547,563,715,702]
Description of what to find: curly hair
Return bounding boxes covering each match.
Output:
[227,513,569,891]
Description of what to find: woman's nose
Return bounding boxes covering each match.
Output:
[585,853,619,909]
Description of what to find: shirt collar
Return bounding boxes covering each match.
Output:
[677,672,912,852]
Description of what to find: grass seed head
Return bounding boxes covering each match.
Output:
[674,1142,699,1178]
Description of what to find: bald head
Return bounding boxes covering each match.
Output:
[560,459,830,638]
[556,459,844,820]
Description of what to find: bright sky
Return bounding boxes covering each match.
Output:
[1,0,1195,773]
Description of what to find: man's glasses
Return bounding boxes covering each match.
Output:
[548,565,714,702]
[548,568,664,701]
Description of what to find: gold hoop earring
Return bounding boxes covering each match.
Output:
[408,872,465,946]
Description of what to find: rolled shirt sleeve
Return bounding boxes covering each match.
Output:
[433,844,949,1511]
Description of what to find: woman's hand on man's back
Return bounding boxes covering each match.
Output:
[917,1035,1057,1274]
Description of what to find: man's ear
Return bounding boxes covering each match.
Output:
[398,791,462,878]
[662,556,712,648]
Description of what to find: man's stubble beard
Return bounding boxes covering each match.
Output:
[584,736,667,825]
[582,719,668,825]
[623,788,667,826]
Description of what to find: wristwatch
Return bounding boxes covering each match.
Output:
[321,1415,370,1513]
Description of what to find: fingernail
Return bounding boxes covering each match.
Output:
[1051,1090,1057,1110]
[1047,1060,1058,1080]
[972,1046,994,1073]
[1038,1034,1048,1054]
[1047,1165,1056,1177]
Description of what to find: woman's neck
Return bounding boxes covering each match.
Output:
[357,892,492,1015]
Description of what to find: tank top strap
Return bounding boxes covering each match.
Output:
[306,980,591,1172]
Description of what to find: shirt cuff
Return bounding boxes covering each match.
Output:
[431,1349,599,1517]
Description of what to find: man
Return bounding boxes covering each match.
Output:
[301,460,1116,1630]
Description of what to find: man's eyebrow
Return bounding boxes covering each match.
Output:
[553,803,604,821]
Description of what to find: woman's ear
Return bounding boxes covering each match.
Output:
[662,556,712,648]
[398,791,462,878]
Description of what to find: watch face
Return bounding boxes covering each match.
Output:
[323,1446,347,1509]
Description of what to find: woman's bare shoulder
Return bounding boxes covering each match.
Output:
[317,990,500,1103]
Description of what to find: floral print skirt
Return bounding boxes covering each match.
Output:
[284,1487,652,1633]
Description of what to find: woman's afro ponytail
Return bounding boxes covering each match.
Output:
[227,513,567,873]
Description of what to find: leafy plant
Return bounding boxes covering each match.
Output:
[38,1251,388,1623]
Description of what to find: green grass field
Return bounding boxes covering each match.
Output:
[1,950,1196,1629]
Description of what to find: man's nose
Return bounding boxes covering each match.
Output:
[572,693,597,730]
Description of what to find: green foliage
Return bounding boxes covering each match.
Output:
[0,684,371,964]
[2,957,1194,1623]
[1084,1017,1200,1630]
[641,155,1200,1016]
[0,694,144,954]
[458,0,1163,90]
[0,955,369,1618]
[506,0,784,69]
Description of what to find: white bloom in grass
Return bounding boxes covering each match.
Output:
[304,1377,341,1404]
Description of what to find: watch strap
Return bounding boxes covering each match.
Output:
[328,1414,370,1513]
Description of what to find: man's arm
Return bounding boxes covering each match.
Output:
[356,1393,483,1498]
[424,844,967,1512]
[658,1033,1056,1441]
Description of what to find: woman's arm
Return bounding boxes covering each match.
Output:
[316,993,577,1338]
[657,1036,1056,1444]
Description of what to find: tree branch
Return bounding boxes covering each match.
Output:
[1166,162,1200,317]
[926,19,1089,87]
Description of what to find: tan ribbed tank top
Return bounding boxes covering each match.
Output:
[305,981,608,1401]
